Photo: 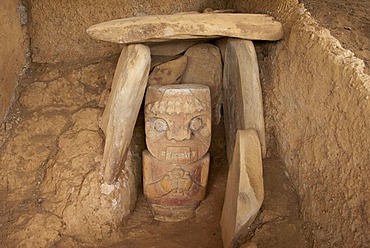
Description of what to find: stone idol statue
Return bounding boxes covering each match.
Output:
[143,84,211,222]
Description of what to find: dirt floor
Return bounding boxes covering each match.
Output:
[300,0,370,74]
[0,59,311,247]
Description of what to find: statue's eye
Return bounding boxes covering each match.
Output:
[189,117,203,132]
[153,119,168,133]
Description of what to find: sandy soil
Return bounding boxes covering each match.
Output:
[301,0,370,74]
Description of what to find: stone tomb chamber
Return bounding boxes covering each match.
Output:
[87,12,281,247]
[0,1,369,248]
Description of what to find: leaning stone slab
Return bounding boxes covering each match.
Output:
[181,43,223,124]
[148,56,188,85]
[86,13,284,44]
[223,38,267,162]
[100,44,150,184]
[220,129,264,248]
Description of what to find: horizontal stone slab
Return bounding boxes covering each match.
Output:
[87,13,284,44]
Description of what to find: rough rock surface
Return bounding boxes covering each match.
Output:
[182,43,223,123]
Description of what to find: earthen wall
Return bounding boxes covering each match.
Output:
[231,0,370,246]
[28,0,225,63]
[0,0,26,123]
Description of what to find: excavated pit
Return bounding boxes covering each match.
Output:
[0,0,369,247]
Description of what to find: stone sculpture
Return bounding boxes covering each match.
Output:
[143,84,211,222]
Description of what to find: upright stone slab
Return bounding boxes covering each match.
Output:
[181,43,223,124]
[220,129,264,248]
[101,44,151,184]
[148,56,188,85]
[143,84,212,222]
[223,38,267,162]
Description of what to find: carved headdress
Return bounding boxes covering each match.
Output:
[145,84,211,115]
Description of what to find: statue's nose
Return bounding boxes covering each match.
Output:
[166,127,191,141]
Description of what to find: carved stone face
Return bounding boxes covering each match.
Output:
[145,84,211,164]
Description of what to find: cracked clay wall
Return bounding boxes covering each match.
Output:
[0,0,27,123]
[28,0,226,64]
[230,0,370,247]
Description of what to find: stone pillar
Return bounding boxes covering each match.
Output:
[143,84,212,222]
